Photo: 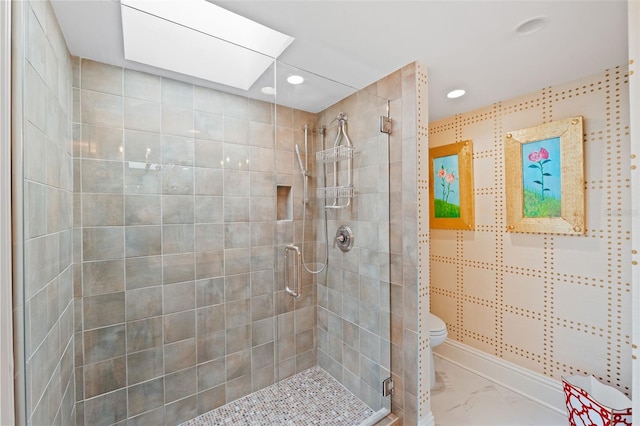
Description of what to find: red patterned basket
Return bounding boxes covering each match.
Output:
[563,375,632,426]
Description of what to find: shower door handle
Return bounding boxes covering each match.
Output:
[284,244,302,299]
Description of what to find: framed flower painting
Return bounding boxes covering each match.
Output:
[504,116,585,234]
[429,140,475,230]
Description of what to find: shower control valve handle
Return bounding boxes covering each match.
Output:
[334,225,354,252]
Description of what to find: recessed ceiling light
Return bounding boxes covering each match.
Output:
[261,86,276,95]
[515,17,549,36]
[446,89,466,99]
[287,75,304,85]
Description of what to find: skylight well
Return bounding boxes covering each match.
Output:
[120,0,294,90]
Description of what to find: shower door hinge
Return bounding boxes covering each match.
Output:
[379,116,392,134]
[382,377,394,397]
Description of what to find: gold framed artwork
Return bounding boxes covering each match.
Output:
[504,116,585,235]
[429,140,475,230]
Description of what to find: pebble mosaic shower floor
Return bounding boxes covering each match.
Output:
[181,366,375,426]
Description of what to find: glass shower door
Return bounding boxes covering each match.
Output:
[274,63,392,423]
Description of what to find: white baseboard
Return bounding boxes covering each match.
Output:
[433,339,566,415]
[418,412,435,426]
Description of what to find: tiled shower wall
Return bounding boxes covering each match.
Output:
[312,64,424,424]
[428,66,631,395]
[19,0,75,425]
[72,58,317,424]
[314,86,392,411]
[15,4,425,421]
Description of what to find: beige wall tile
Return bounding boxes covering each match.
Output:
[84,325,126,364]
[165,338,196,373]
[165,395,198,425]
[81,59,122,96]
[194,86,224,115]
[164,310,196,344]
[164,281,195,314]
[124,69,161,102]
[83,388,127,425]
[127,317,163,352]
[126,286,162,321]
[81,124,123,161]
[81,89,122,127]
[165,367,197,403]
[124,98,161,133]
[162,78,193,109]
[82,260,124,296]
[83,357,126,398]
[124,129,161,163]
[162,104,194,138]
[125,255,162,290]
[128,377,164,417]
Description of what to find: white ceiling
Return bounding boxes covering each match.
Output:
[50,0,628,121]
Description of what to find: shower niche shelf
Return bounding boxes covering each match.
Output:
[277,185,293,221]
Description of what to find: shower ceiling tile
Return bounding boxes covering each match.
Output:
[120,0,294,91]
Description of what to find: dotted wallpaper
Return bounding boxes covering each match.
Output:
[415,62,431,419]
[427,66,631,396]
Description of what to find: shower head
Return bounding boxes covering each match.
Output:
[294,144,306,175]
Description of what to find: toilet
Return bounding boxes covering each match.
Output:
[429,313,448,389]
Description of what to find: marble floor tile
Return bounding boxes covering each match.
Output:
[431,356,568,426]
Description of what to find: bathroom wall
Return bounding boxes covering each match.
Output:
[19,0,76,425]
[428,66,631,395]
[72,58,317,424]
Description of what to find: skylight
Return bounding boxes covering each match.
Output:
[120,0,295,90]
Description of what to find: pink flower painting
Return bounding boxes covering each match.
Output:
[433,154,461,219]
[522,138,562,218]
[438,164,456,203]
[528,147,552,199]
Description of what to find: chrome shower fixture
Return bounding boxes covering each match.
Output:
[292,124,329,276]
[294,144,306,175]
[295,143,309,205]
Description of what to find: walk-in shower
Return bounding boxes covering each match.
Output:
[14,1,394,424]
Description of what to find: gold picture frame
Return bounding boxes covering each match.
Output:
[429,140,475,230]
[505,116,585,235]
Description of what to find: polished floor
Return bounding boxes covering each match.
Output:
[431,356,568,426]
[182,356,568,426]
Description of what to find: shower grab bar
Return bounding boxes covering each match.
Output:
[284,244,302,298]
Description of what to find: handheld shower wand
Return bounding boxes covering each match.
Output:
[295,126,328,276]
[294,144,306,176]
[295,144,309,204]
